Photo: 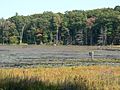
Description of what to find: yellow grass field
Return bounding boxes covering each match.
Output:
[0,66,120,90]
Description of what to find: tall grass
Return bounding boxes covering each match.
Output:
[0,66,120,90]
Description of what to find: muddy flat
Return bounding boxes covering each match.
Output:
[0,45,120,67]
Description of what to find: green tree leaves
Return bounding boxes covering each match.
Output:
[0,6,120,45]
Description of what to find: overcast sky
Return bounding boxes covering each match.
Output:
[0,0,120,18]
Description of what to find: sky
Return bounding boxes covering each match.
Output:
[0,0,120,18]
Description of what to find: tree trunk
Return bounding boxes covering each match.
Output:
[90,28,92,45]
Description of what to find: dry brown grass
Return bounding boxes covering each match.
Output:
[0,66,120,90]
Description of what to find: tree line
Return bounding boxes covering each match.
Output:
[0,6,120,45]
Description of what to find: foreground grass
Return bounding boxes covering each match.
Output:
[0,66,120,90]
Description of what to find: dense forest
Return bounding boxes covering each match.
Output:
[0,6,120,45]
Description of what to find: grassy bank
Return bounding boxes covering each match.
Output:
[0,66,120,90]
